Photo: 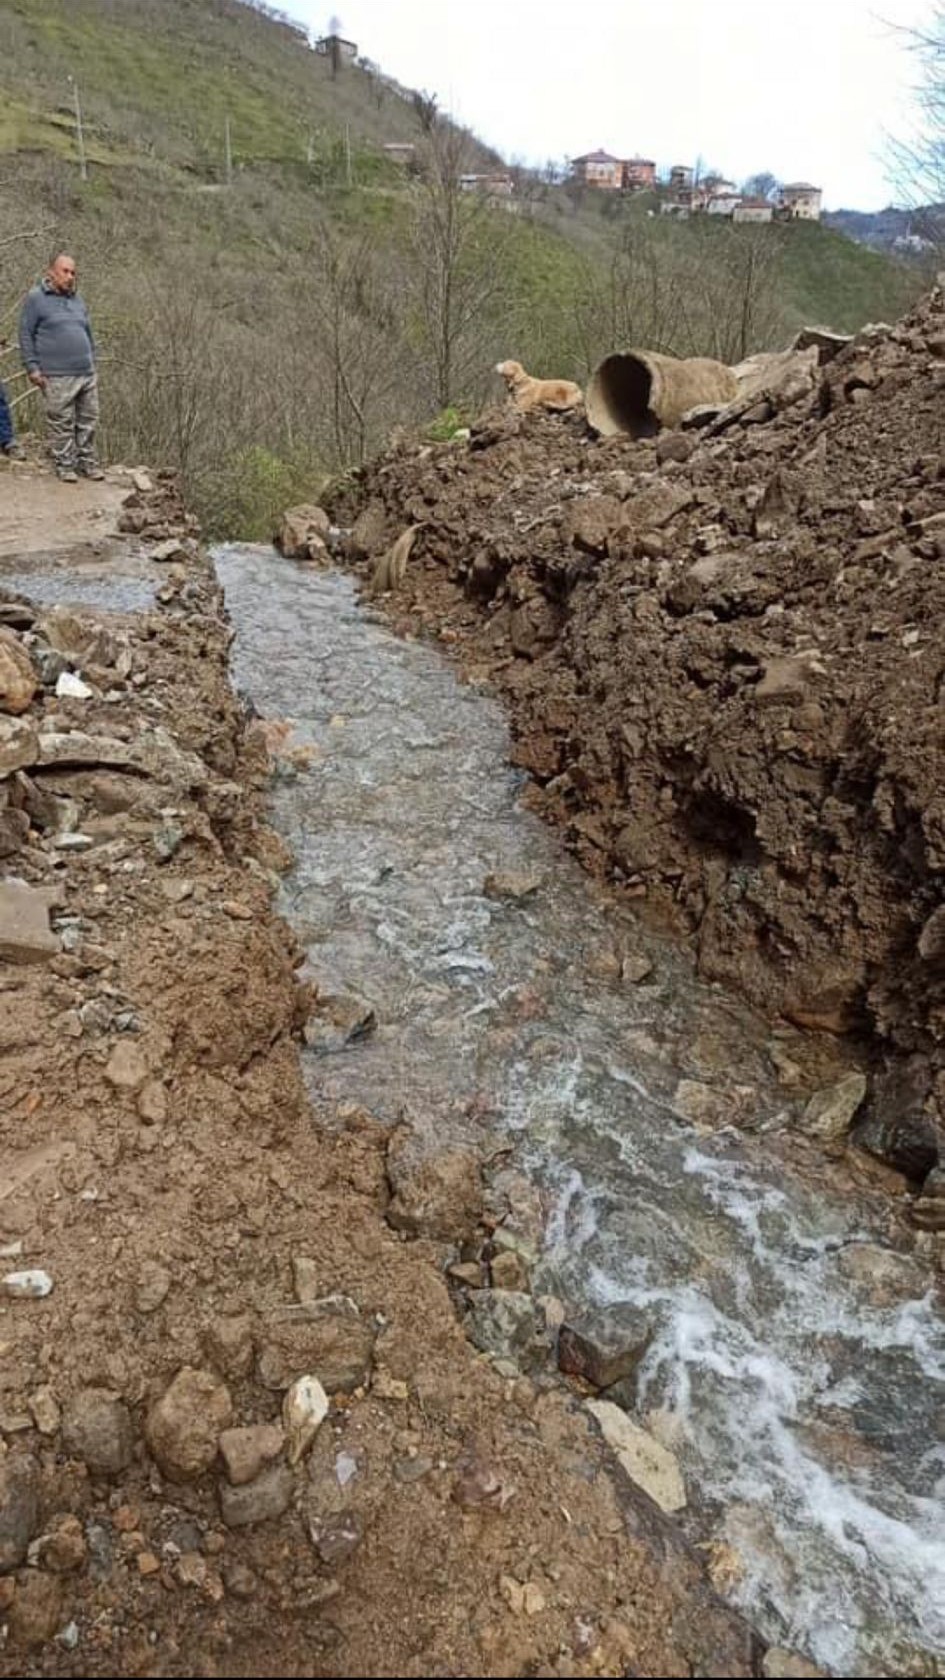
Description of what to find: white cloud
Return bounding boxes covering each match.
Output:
[289,0,935,208]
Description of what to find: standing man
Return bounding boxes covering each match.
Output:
[18,252,104,483]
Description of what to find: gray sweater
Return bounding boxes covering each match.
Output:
[19,280,96,377]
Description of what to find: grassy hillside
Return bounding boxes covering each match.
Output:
[0,0,924,535]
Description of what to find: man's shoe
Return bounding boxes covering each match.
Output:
[79,465,105,481]
[56,469,79,484]
[2,443,25,460]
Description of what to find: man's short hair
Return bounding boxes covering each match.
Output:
[48,251,75,269]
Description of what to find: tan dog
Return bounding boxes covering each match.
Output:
[495,359,583,413]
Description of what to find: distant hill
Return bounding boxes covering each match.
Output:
[824,203,945,259]
[0,0,925,535]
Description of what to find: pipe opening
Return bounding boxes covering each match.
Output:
[586,353,660,440]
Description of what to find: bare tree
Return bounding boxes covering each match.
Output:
[306,229,403,465]
[406,121,514,410]
[890,5,945,245]
[742,171,780,202]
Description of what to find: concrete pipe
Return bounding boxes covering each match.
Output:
[585,349,739,438]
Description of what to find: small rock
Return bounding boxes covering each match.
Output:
[62,1389,134,1478]
[292,1256,319,1305]
[656,431,694,465]
[393,1455,434,1484]
[6,1571,63,1646]
[800,1072,868,1142]
[55,671,93,700]
[57,1620,80,1651]
[160,877,194,904]
[221,898,253,920]
[219,1462,294,1529]
[27,1387,61,1435]
[218,1424,285,1487]
[154,823,185,862]
[2,1270,53,1300]
[621,952,653,984]
[303,991,376,1053]
[586,1399,686,1512]
[0,627,38,715]
[136,1551,161,1576]
[754,657,814,707]
[103,1039,150,1092]
[490,1250,528,1291]
[175,1550,207,1588]
[149,539,187,563]
[452,1445,514,1510]
[0,1455,40,1573]
[0,718,39,776]
[0,881,60,964]
[499,1574,545,1615]
[222,1560,258,1598]
[35,1515,86,1574]
[447,1261,485,1289]
[145,1367,233,1482]
[918,905,945,964]
[558,1309,653,1390]
[133,1261,172,1315]
[203,1314,254,1381]
[256,1312,375,1395]
[762,1649,826,1679]
[283,1376,329,1465]
[465,1291,549,1372]
[482,870,542,901]
[308,1512,362,1566]
[137,1080,168,1126]
[386,1135,482,1242]
[132,469,154,493]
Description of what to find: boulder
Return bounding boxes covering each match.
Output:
[0,881,60,964]
[256,1309,375,1394]
[558,1308,653,1390]
[386,1135,482,1242]
[145,1367,233,1481]
[800,1072,868,1142]
[219,1463,294,1529]
[62,1389,134,1479]
[586,1399,686,1512]
[0,628,37,715]
[0,1455,40,1574]
[277,504,331,559]
[218,1425,285,1487]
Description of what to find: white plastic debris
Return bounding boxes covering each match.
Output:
[282,1374,329,1465]
[3,1269,54,1299]
[56,671,93,700]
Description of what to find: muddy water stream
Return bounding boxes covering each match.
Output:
[216,547,943,1676]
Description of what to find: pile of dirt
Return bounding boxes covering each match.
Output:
[332,283,945,1201]
[0,467,768,1678]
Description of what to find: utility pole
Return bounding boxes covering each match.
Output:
[224,115,233,185]
[344,122,352,188]
[69,75,88,181]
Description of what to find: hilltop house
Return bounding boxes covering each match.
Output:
[733,197,774,224]
[315,32,358,61]
[459,171,515,200]
[570,149,623,189]
[779,182,822,220]
[382,142,416,165]
[623,157,657,191]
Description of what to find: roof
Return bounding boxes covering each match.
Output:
[572,150,620,164]
[782,182,821,193]
[737,196,773,209]
[624,157,656,167]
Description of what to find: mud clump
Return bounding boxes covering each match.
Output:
[336,284,945,1190]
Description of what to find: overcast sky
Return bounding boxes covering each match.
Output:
[281,0,934,209]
